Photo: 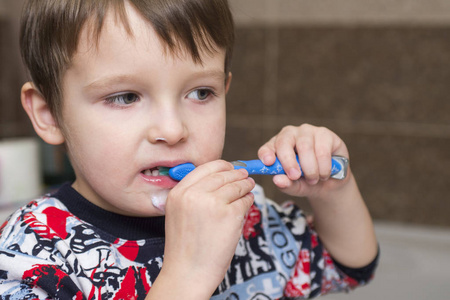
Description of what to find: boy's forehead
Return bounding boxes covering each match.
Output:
[78,4,149,54]
[66,5,227,90]
[76,2,225,70]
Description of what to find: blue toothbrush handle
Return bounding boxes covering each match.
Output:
[232,158,285,175]
[168,156,348,181]
[233,155,348,179]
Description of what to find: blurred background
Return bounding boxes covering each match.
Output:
[1,0,450,299]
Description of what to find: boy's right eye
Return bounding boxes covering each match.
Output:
[104,92,140,106]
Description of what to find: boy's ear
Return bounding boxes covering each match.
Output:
[21,82,65,145]
[225,72,232,94]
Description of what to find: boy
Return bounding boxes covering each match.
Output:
[0,0,378,299]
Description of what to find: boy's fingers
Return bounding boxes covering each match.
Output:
[234,192,255,215]
[275,133,302,181]
[317,152,332,180]
[273,175,306,197]
[220,176,255,205]
[177,160,234,188]
[296,136,320,184]
[314,129,334,180]
[273,174,292,190]
[257,137,277,166]
[204,168,250,192]
[315,128,349,181]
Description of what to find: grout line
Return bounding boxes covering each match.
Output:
[234,18,450,28]
[261,0,279,138]
[262,28,279,117]
[227,114,450,139]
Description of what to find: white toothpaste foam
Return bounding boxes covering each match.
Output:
[151,189,170,213]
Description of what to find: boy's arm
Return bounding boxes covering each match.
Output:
[145,160,255,299]
[307,172,378,268]
[258,124,378,268]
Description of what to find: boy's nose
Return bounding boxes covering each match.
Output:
[148,107,188,145]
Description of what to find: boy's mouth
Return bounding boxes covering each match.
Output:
[140,165,178,189]
[141,166,167,177]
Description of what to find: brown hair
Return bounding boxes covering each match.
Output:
[20,0,235,124]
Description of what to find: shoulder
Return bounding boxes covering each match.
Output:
[0,194,75,246]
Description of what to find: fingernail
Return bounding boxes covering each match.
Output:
[262,155,272,165]
[289,168,301,179]
[238,168,249,175]
[273,175,290,189]
[307,178,319,185]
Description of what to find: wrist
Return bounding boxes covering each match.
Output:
[146,265,218,300]
[307,171,356,203]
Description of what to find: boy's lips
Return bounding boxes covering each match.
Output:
[139,172,178,189]
[139,161,187,188]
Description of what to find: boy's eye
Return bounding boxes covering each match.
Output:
[105,93,139,105]
[187,89,214,101]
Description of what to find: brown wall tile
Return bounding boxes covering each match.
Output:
[227,28,267,116]
[226,26,450,227]
[0,18,32,138]
[344,132,450,227]
[276,27,450,124]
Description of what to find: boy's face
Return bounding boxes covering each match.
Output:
[59,4,228,216]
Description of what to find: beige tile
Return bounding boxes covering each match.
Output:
[327,221,450,300]
[230,0,450,26]
[229,0,274,26]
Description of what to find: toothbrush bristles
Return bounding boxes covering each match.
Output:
[158,167,170,176]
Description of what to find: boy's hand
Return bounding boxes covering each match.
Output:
[258,124,350,198]
[257,124,378,270]
[151,160,255,299]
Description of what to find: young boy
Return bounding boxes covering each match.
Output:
[0,0,378,299]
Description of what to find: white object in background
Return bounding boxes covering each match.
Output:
[0,138,42,206]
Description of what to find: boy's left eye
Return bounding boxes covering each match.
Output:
[187,89,214,101]
[105,93,140,105]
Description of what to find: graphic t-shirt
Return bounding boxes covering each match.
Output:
[0,183,377,299]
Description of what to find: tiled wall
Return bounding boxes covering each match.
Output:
[223,0,450,227]
[0,0,31,139]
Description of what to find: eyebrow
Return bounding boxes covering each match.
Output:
[84,69,226,93]
[191,70,227,81]
[84,74,138,93]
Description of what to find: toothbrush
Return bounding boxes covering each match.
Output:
[159,155,348,181]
